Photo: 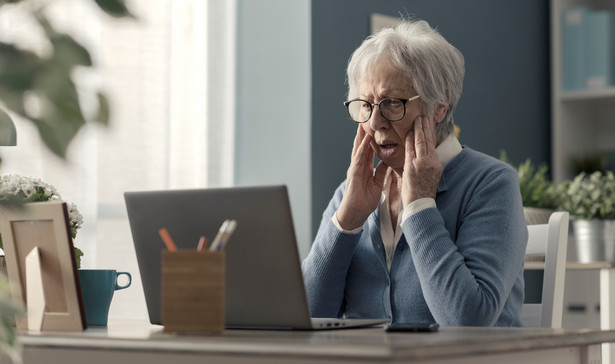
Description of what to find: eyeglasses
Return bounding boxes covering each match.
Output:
[343,95,420,123]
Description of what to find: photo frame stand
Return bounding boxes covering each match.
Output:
[0,201,86,332]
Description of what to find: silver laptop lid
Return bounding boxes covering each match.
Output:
[124,185,313,329]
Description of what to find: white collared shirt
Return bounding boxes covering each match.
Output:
[333,135,463,270]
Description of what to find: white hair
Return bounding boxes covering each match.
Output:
[346,19,465,143]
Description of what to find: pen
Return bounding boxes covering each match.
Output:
[209,220,230,252]
[219,220,237,250]
[197,236,208,252]
[158,227,177,252]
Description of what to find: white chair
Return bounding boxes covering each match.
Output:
[521,211,569,328]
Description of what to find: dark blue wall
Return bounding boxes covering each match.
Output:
[311,0,550,237]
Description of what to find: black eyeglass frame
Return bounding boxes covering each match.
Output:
[343,95,421,123]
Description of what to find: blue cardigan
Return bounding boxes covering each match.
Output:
[302,147,528,326]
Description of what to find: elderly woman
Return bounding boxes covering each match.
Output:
[302,19,527,326]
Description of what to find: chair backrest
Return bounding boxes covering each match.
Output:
[521,211,569,328]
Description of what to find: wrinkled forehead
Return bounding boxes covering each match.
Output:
[359,58,412,94]
[350,53,412,97]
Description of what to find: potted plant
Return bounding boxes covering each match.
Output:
[558,171,615,263]
[0,174,84,267]
[501,153,562,225]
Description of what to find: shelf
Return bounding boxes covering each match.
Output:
[551,1,615,180]
[560,87,615,102]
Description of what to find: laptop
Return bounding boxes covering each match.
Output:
[124,185,389,330]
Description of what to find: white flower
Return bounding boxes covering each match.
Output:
[68,203,83,231]
[0,174,83,241]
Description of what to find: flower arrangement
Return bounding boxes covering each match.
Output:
[559,170,615,220]
[0,174,84,267]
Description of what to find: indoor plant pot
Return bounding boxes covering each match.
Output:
[523,207,555,226]
[559,171,615,263]
[571,219,615,263]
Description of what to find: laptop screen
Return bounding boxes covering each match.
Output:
[124,185,314,329]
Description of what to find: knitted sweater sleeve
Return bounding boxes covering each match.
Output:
[402,166,527,326]
[301,182,361,318]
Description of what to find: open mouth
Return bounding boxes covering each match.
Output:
[379,143,399,157]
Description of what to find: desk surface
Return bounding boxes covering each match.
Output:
[15,320,615,363]
[524,260,613,270]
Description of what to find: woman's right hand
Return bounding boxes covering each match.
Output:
[335,125,388,230]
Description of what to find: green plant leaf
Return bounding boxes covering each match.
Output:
[32,113,84,158]
[94,0,135,18]
[74,247,83,269]
[0,90,25,117]
[0,108,16,146]
[560,171,615,219]
[51,34,92,67]
[96,92,110,125]
[36,64,87,124]
[506,156,558,209]
[0,42,42,92]
[0,43,43,118]
[36,15,92,68]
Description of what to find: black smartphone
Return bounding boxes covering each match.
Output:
[385,322,439,332]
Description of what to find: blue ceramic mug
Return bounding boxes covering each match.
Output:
[78,269,131,326]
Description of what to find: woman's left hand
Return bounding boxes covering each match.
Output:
[401,115,442,207]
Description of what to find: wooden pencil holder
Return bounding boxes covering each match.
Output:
[161,250,225,334]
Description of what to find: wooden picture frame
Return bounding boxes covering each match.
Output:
[0,201,86,331]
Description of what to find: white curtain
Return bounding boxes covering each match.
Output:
[0,0,236,320]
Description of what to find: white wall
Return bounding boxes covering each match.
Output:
[235,0,312,258]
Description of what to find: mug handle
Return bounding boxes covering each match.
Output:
[114,271,132,291]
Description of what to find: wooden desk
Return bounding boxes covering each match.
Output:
[526,260,615,363]
[3,320,615,364]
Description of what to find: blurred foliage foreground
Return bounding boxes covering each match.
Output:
[0,0,134,158]
[0,0,133,360]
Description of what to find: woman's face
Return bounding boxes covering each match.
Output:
[359,59,422,172]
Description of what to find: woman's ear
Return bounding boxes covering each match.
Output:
[434,105,448,124]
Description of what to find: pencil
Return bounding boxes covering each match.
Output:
[158,227,177,252]
[197,236,208,252]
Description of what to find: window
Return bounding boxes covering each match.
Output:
[0,0,236,320]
